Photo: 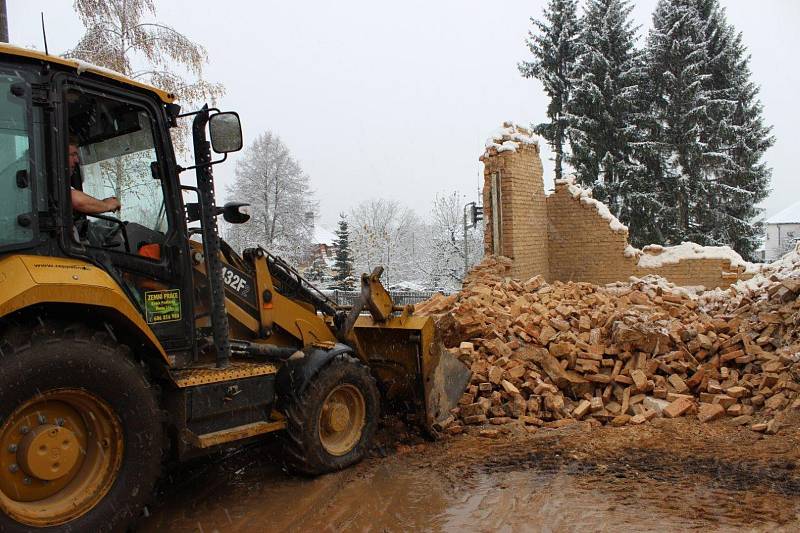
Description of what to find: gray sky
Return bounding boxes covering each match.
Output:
[9,0,800,229]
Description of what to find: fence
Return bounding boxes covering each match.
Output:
[323,289,451,308]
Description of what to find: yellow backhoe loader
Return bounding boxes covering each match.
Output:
[0,44,470,531]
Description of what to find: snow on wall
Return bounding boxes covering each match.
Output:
[480,122,549,281]
[699,245,800,310]
[546,180,754,287]
[479,122,754,290]
[481,121,539,159]
[555,177,628,233]
[634,242,756,273]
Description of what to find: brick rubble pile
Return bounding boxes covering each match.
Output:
[417,253,800,436]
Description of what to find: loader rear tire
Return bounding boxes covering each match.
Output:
[282,356,380,475]
[0,322,162,532]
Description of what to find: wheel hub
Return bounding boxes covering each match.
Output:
[324,403,351,433]
[0,388,124,527]
[317,384,367,457]
[17,425,81,482]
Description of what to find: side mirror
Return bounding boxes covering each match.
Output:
[209,112,243,154]
[222,202,250,224]
[184,202,250,224]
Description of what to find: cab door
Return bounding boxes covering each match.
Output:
[59,79,195,359]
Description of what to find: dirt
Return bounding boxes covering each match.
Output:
[138,414,800,532]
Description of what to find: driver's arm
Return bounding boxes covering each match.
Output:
[71,189,120,214]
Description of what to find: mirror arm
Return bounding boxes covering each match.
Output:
[177,152,227,174]
[177,107,220,119]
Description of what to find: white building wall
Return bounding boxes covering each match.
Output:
[765,222,800,261]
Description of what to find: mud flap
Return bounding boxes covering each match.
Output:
[420,328,472,435]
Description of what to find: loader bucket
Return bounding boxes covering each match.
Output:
[351,314,472,434]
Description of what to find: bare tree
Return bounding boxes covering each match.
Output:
[67,0,224,155]
[349,198,423,286]
[417,192,483,289]
[224,132,317,265]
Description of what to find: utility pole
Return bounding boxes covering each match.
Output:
[463,201,484,280]
[462,203,470,280]
[0,0,8,43]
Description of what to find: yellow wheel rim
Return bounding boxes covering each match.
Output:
[317,384,366,457]
[0,389,124,527]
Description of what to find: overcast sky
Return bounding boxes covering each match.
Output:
[8,0,800,229]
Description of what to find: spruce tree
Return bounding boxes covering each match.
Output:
[332,213,354,290]
[640,0,711,246]
[693,0,774,259]
[519,0,579,181]
[566,0,642,219]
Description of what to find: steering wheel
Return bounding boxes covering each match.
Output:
[104,218,125,240]
[89,214,130,252]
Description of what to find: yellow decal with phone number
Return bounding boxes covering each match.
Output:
[144,289,181,324]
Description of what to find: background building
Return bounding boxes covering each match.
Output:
[764,201,800,262]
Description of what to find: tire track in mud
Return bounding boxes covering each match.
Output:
[456,432,800,530]
[480,446,800,496]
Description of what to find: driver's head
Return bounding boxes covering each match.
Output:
[68,135,80,173]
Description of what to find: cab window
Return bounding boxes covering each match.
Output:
[0,72,34,248]
[67,88,169,252]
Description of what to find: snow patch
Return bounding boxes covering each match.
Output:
[606,274,703,300]
[623,245,640,258]
[725,244,800,293]
[72,59,145,86]
[700,245,800,310]
[482,122,539,157]
[635,241,755,272]
[557,177,628,234]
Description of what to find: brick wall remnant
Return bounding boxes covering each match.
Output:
[480,122,549,281]
[479,122,753,289]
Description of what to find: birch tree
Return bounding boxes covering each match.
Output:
[67,0,224,155]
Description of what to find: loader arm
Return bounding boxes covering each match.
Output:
[190,241,337,346]
[191,240,471,433]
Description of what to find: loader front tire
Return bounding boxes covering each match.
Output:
[282,356,380,475]
[0,322,162,532]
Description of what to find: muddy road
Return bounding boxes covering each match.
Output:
[139,416,800,532]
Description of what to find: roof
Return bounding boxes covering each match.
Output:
[0,43,175,104]
[766,201,800,225]
[313,226,337,246]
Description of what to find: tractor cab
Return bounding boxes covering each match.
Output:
[0,45,243,366]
